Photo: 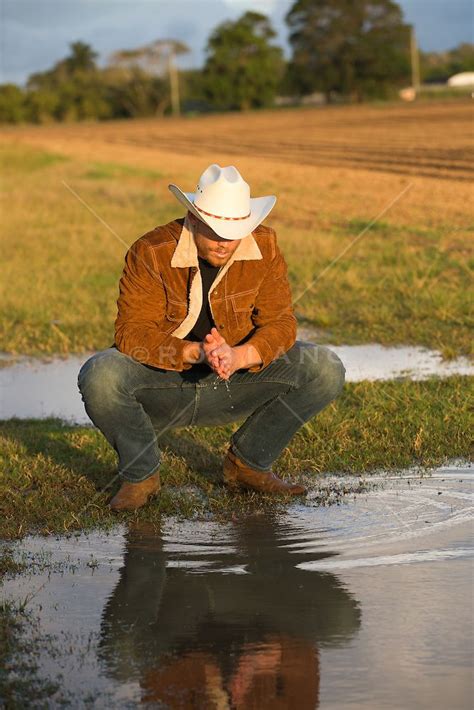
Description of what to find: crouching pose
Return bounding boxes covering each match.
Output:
[77,164,346,511]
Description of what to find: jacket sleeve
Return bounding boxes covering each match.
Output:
[244,231,297,373]
[114,237,193,371]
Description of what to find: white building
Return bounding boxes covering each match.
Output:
[447,72,474,87]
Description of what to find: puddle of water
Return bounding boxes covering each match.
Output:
[332,343,472,381]
[2,465,472,708]
[297,330,474,381]
[0,351,89,423]
[0,338,472,423]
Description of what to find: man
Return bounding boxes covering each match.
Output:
[77,164,346,511]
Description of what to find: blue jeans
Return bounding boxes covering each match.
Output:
[77,341,346,483]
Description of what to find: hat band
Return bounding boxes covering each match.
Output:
[194,203,251,221]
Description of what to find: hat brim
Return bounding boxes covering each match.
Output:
[168,184,276,240]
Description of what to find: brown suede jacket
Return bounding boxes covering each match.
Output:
[114,216,297,372]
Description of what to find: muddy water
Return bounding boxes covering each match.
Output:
[1,341,473,423]
[2,466,473,708]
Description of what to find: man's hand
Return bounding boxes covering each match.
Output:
[183,328,232,379]
[183,328,262,379]
[182,340,205,365]
[182,331,235,378]
[203,327,233,379]
[205,328,264,377]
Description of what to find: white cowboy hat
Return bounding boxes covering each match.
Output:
[168,163,276,240]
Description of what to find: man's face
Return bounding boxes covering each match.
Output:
[188,211,241,267]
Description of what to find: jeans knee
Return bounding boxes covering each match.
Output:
[300,345,346,400]
[77,349,130,400]
[328,350,346,398]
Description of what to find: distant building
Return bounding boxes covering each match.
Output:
[447,72,474,87]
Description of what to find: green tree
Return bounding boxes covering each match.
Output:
[285,0,410,102]
[54,74,112,122]
[27,40,99,92]
[102,65,168,118]
[24,88,59,123]
[420,42,474,82]
[202,11,284,111]
[180,68,214,113]
[0,84,27,123]
[64,40,98,74]
[25,40,102,121]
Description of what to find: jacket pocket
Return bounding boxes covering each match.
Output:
[230,289,257,311]
[230,289,257,329]
[165,299,188,322]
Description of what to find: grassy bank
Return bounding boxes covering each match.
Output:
[1,119,472,360]
[0,376,471,541]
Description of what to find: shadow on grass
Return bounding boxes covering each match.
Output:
[0,418,114,490]
[0,417,242,539]
[158,428,225,485]
[1,417,232,491]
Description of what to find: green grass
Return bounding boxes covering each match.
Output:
[285,218,473,358]
[0,145,69,172]
[0,142,472,359]
[0,376,471,541]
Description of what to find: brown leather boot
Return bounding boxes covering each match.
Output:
[223,449,307,496]
[109,472,161,512]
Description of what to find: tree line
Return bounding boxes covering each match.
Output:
[0,0,472,124]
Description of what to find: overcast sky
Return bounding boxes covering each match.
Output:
[1,0,472,86]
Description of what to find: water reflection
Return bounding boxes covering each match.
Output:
[2,470,471,707]
[98,517,361,708]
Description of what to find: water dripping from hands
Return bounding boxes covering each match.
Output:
[212,373,234,408]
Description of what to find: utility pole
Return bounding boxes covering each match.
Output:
[410,25,420,92]
[168,49,180,117]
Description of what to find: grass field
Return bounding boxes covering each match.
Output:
[0,98,472,359]
[0,99,472,539]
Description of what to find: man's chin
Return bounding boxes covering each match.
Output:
[208,253,231,265]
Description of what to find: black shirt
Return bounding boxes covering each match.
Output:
[184,255,221,343]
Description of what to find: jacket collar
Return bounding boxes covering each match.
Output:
[170,215,262,268]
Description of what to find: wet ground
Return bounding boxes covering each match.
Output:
[1,340,472,423]
[2,464,472,708]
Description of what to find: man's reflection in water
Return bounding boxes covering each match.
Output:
[99,518,361,708]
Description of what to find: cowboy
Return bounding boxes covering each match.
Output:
[77,164,346,511]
